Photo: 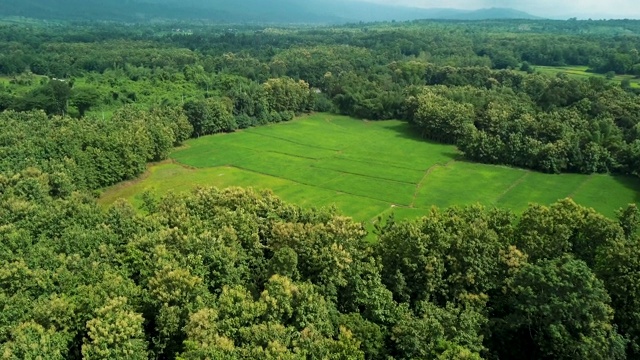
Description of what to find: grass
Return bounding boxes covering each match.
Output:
[0,74,48,96]
[534,65,640,88]
[100,113,640,228]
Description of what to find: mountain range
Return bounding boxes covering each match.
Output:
[0,0,542,23]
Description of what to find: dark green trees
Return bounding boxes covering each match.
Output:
[406,73,640,175]
[1,168,639,359]
[409,87,475,144]
[70,86,101,118]
[375,199,634,359]
[182,77,311,136]
[183,97,236,137]
[16,79,72,115]
[2,17,640,360]
[0,106,192,191]
[492,257,626,360]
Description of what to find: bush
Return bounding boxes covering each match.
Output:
[235,114,256,129]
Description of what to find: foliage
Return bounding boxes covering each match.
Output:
[491,256,626,359]
[2,180,637,358]
[0,105,191,191]
[2,17,640,360]
[2,19,640,174]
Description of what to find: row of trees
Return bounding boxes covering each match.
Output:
[405,67,640,175]
[0,74,315,192]
[3,20,640,78]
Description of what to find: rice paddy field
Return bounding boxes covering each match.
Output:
[100,113,640,225]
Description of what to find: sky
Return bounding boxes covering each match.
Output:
[364,0,640,19]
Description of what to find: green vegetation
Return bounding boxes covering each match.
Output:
[4,181,640,359]
[534,65,640,88]
[100,114,640,224]
[3,16,640,360]
[409,80,640,175]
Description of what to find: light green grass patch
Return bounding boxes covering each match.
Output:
[100,114,640,228]
[534,65,640,88]
[571,175,640,218]
[313,157,425,184]
[237,153,343,186]
[496,172,587,212]
[98,162,391,223]
[415,162,526,209]
[171,143,257,168]
[320,172,416,205]
[225,131,340,158]
[98,163,291,209]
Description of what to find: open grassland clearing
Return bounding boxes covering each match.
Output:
[100,113,640,225]
[0,74,48,95]
[534,65,640,88]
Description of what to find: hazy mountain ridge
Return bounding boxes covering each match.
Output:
[0,0,541,23]
[456,8,541,20]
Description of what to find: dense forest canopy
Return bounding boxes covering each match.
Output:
[1,15,640,359]
[2,19,640,175]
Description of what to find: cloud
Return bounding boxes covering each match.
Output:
[362,0,640,18]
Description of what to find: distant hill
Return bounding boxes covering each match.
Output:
[0,0,542,23]
[457,8,542,20]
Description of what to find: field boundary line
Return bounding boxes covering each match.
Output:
[334,155,428,172]
[244,129,341,151]
[234,146,324,161]
[567,174,596,198]
[229,165,411,206]
[314,170,349,188]
[368,208,393,224]
[410,159,456,208]
[493,171,530,203]
[309,164,417,185]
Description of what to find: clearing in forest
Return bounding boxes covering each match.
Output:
[533,65,640,88]
[100,113,640,223]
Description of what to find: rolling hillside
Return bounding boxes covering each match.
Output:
[0,0,541,23]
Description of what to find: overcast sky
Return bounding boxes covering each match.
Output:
[363,0,640,19]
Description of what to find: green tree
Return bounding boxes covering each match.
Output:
[179,308,237,359]
[515,199,624,267]
[19,80,72,115]
[183,97,236,137]
[596,238,640,357]
[376,205,512,307]
[617,203,640,239]
[263,77,312,114]
[70,86,101,118]
[492,256,626,360]
[390,302,485,360]
[81,297,148,360]
[410,87,475,144]
[1,321,68,360]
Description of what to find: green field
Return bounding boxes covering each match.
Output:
[100,113,640,224]
[534,65,640,88]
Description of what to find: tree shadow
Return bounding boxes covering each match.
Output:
[612,175,640,205]
[381,121,462,161]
